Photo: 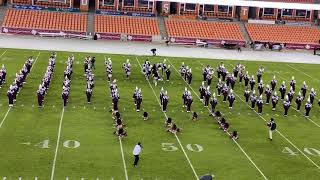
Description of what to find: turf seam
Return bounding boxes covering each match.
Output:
[135,57,199,180]
[168,59,268,180]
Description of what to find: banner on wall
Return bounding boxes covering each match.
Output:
[96,10,155,17]
[12,5,80,12]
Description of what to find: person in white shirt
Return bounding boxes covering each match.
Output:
[133,142,142,167]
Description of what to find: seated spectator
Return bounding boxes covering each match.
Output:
[230,131,239,140]
[192,112,198,121]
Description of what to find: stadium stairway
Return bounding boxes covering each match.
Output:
[0,6,8,27]
[157,16,168,39]
[87,12,95,35]
[238,22,252,44]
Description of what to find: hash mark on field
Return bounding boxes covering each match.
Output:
[66,177,69,180]
[19,177,22,180]
[3,177,6,180]
[34,177,38,180]
[81,178,84,180]
[275,114,279,117]
[294,115,297,117]
[73,106,75,109]
[53,105,55,108]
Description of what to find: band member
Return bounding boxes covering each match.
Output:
[256,66,264,83]
[227,89,235,109]
[279,81,286,99]
[287,87,294,103]
[265,85,272,104]
[143,112,148,120]
[160,87,165,105]
[257,95,263,115]
[305,98,312,117]
[239,66,245,83]
[182,87,188,107]
[267,118,276,141]
[272,92,279,111]
[204,86,211,107]
[216,79,223,96]
[123,59,131,79]
[0,64,7,86]
[62,89,69,107]
[136,89,142,112]
[179,62,186,77]
[160,59,167,76]
[199,82,206,100]
[222,84,229,102]
[217,62,224,79]
[210,93,218,115]
[186,91,193,112]
[244,87,250,102]
[192,112,198,121]
[301,81,308,99]
[244,71,249,87]
[165,65,171,81]
[86,88,92,103]
[309,88,316,104]
[249,75,255,91]
[295,91,303,111]
[290,76,296,91]
[7,89,14,107]
[270,75,277,91]
[186,68,192,85]
[283,95,291,117]
[257,80,264,95]
[202,65,211,81]
[151,64,161,86]
[105,58,113,82]
[206,70,213,86]
[250,90,257,109]
[162,91,169,112]
[230,74,236,90]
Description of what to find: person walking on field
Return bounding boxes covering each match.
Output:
[133,142,142,167]
[267,118,277,141]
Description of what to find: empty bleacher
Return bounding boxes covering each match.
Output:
[245,24,320,44]
[165,19,244,41]
[2,9,87,33]
[94,15,160,36]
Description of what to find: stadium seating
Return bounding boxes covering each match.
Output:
[94,15,160,36]
[3,9,87,33]
[245,24,320,44]
[165,19,244,41]
[12,0,31,5]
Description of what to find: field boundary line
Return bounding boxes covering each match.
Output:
[274,72,320,128]
[30,52,41,72]
[0,107,12,128]
[119,137,129,180]
[135,57,199,180]
[222,62,320,170]
[50,107,65,180]
[287,64,315,81]
[167,59,268,180]
[0,50,7,59]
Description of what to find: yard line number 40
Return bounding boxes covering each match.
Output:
[162,143,204,152]
[35,139,80,149]
[282,147,320,156]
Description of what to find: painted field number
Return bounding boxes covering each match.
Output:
[34,139,80,149]
[282,147,320,156]
[162,143,203,152]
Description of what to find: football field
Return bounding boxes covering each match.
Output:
[0,48,319,180]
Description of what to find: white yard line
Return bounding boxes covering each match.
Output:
[221,62,320,170]
[167,59,268,180]
[135,57,199,180]
[287,64,315,80]
[119,137,129,180]
[0,50,7,59]
[30,52,41,72]
[274,73,320,128]
[50,107,65,180]
[0,107,12,128]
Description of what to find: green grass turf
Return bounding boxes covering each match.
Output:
[0,48,319,180]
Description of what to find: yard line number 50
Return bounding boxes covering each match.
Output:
[161,143,204,152]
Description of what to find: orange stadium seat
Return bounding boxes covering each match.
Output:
[94,15,160,36]
[165,19,244,41]
[245,24,320,44]
[3,9,87,33]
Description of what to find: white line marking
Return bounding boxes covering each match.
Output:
[2,177,6,180]
[19,177,22,180]
[287,64,314,80]
[66,177,69,180]
[34,177,38,180]
[31,52,41,72]
[136,57,199,179]
[170,59,267,180]
[0,50,7,59]
[119,137,129,180]
[223,62,320,170]
[50,108,65,180]
[0,108,12,128]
